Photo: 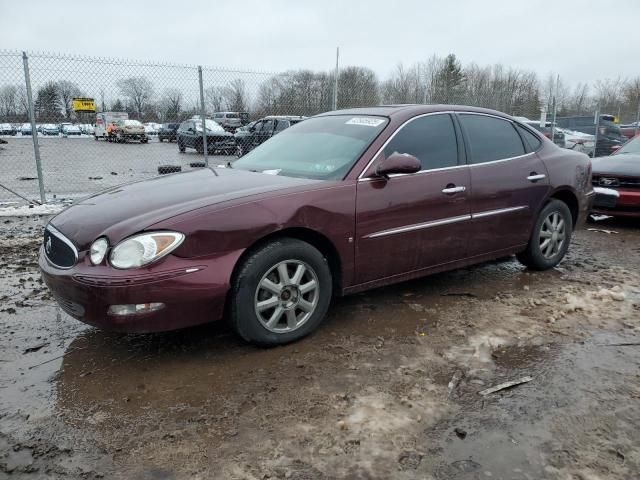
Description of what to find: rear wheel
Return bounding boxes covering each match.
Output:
[229,239,332,346]
[517,199,573,270]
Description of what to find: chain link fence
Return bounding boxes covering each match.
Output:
[1,49,639,205]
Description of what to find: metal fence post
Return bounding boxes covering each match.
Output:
[333,47,339,111]
[197,66,208,168]
[22,51,46,204]
[593,106,600,158]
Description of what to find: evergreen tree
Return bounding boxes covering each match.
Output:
[35,82,62,122]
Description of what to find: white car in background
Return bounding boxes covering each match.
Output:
[79,124,95,135]
[144,122,161,136]
[61,124,82,137]
[557,128,595,155]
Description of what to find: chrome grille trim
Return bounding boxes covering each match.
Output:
[44,224,78,270]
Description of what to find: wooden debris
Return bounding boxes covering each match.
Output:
[478,376,533,396]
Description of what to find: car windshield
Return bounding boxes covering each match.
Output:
[233,115,388,180]
[124,120,142,127]
[195,119,225,133]
[615,136,640,155]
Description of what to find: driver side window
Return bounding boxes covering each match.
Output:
[383,114,459,170]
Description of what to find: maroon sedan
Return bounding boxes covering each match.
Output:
[591,135,640,217]
[40,105,594,345]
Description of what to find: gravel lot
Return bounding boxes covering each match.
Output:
[0,136,233,204]
[0,212,639,479]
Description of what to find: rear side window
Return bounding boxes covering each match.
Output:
[384,114,458,170]
[275,120,289,131]
[516,125,542,151]
[459,114,525,164]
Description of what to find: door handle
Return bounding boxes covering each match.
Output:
[527,173,546,182]
[442,185,466,194]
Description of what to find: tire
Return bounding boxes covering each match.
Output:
[195,140,204,154]
[94,135,98,141]
[517,199,573,271]
[178,140,185,153]
[229,238,333,346]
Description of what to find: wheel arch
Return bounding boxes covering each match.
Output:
[229,227,344,296]
[547,187,579,227]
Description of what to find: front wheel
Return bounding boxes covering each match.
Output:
[517,199,573,270]
[178,140,185,153]
[229,239,333,346]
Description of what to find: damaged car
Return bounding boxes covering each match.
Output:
[40,105,594,345]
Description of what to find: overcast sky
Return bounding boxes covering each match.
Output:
[4,0,639,87]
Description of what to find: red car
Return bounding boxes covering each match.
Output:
[592,135,640,217]
[40,105,594,345]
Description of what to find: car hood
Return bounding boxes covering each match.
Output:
[592,154,640,177]
[50,168,322,249]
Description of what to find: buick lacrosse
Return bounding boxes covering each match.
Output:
[40,105,594,345]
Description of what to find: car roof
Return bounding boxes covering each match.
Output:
[262,115,307,120]
[316,104,515,120]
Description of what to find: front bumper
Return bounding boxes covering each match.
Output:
[591,186,640,217]
[39,247,243,333]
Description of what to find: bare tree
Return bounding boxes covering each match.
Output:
[117,76,154,120]
[159,88,183,121]
[205,86,225,113]
[223,79,248,112]
[337,66,379,108]
[0,85,19,121]
[57,80,82,119]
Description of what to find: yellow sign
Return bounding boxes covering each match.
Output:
[72,97,96,113]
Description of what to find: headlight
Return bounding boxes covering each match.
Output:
[89,237,109,265]
[109,232,184,269]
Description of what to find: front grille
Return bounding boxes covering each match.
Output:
[44,225,78,269]
[53,295,85,318]
[592,176,640,189]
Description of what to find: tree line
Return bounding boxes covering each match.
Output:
[1,54,639,124]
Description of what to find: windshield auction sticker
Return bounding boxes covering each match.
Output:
[345,117,385,127]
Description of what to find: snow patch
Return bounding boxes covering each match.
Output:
[0,203,65,217]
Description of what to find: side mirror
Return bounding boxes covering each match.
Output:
[375,153,421,178]
[188,127,195,133]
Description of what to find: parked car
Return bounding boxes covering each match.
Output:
[591,135,640,218]
[62,124,82,136]
[619,123,639,140]
[556,115,627,157]
[109,119,148,143]
[521,120,565,147]
[176,118,234,154]
[20,123,32,136]
[39,105,593,345]
[557,128,594,155]
[212,112,247,131]
[144,122,160,136]
[0,123,17,135]
[79,124,95,135]
[235,116,306,156]
[158,123,180,142]
[41,124,60,136]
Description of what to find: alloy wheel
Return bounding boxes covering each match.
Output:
[539,211,566,259]
[254,260,319,333]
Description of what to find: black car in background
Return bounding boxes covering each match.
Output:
[235,115,306,156]
[556,115,627,157]
[176,118,235,154]
[158,123,179,142]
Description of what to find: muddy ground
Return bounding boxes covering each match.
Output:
[1,214,639,479]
